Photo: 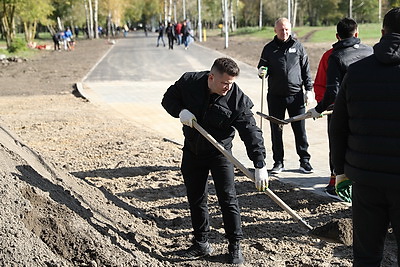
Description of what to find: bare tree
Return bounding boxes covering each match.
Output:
[94,0,98,38]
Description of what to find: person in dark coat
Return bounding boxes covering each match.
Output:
[307,18,373,199]
[257,17,314,175]
[162,57,268,265]
[329,7,400,266]
[165,22,175,50]
[156,22,165,47]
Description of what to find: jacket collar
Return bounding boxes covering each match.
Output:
[332,36,361,50]
[373,33,400,64]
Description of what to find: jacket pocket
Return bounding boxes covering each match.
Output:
[206,104,232,128]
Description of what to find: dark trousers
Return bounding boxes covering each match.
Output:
[181,149,243,243]
[168,36,174,49]
[327,114,334,174]
[267,92,310,164]
[157,35,165,46]
[353,182,400,266]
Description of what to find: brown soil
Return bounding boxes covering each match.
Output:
[0,36,396,266]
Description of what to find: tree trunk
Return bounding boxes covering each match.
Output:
[230,0,235,32]
[94,0,98,39]
[292,0,297,28]
[1,3,16,48]
[88,0,94,39]
[23,21,37,44]
[84,0,92,38]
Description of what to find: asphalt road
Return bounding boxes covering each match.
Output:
[81,31,338,200]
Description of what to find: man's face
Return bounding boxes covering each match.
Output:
[274,20,291,41]
[208,72,235,96]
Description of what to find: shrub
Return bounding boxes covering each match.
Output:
[8,38,28,53]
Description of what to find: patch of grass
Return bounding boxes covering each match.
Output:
[358,23,381,42]
[306,26,337,42]
[206,23,382,43]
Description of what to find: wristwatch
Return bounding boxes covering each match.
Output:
[255,161,265,169]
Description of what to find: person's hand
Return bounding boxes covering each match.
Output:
[255,166,269,191]
[335,174,352,203]
[179,109,196,127]
[306,108,322,119]
[304,90,314,106]
[258,66,268,78]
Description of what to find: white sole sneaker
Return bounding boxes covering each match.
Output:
[299,167,313,174]
[270,167,284,174]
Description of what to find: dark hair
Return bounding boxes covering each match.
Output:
[383,7,400,34]
[210,57,240,77]
[337,18,358,39]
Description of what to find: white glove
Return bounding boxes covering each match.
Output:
[255,166,269,191]
[304,90,314,106]
[258,66,268,78]
[306,107,322,119]
[179,109,196,127]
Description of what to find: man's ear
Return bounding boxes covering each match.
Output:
[336,33,340,40]
[381,29,385,37]
[354,31,359,38]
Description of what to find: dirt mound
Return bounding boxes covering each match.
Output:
[0,124,162,266]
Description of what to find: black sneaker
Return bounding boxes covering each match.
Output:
[270,162,284,174]
[325,185,342,201]
[180,240,213,259]
[299,162,313,174]
[227,241,244,264]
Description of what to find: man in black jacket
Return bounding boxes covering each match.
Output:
[307,18,373,198]
[162,57,268,264]
[257,17,314,174]
[330,8,400,266]
[307,18,372,198]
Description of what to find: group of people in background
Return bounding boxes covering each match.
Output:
[52,27,75,51]
[163,7,400,266]
[156,19,193,50]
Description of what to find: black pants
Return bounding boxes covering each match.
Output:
[353,182,400,266]
[267,92,310,164]
[181,148,243,243]
[327,114,334,174]
[167,36,174,49]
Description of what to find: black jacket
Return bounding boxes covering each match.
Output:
[161,71,266,167]
[257,36,313,97]
[316,37,373,113]
[330,33,400,187]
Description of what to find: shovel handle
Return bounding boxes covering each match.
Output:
[192,121,313,231]
[285,110,333,123]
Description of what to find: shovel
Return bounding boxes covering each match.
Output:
[257,110,333,125]
[256,111,288,125]
[284,110,333,123]
[192,121,352,244]
[192,120,312,231]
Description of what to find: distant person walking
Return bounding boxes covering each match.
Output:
[175,21,182,45]
[181,20,190,50]
[156,22,166,47]
[330,7,400,266]
[166,22,175,50]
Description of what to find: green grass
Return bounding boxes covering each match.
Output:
[0,32,52,58]
[205,23,382,43]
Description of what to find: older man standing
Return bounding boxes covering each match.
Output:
[257,18,314,174]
